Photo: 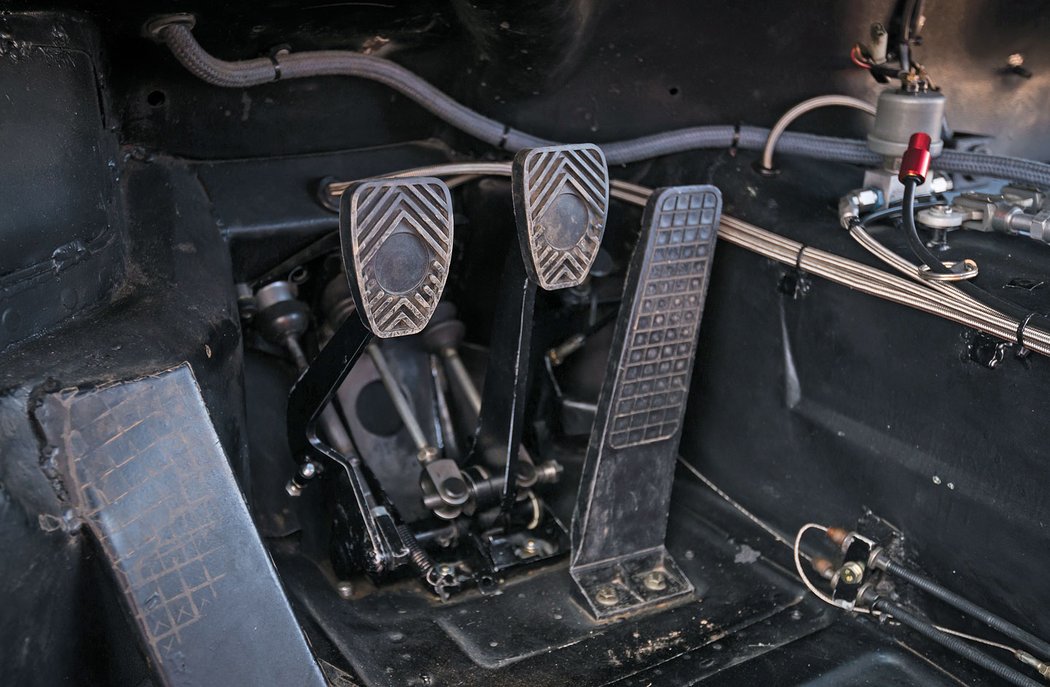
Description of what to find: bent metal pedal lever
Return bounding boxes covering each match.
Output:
[570,185,722,619]
[286,176,454,577]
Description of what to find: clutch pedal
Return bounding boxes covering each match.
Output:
[570,185,722,619]
[341,177,454,337]
[286,176,454,577]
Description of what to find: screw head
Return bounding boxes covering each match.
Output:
[522,539,539,556]
[595,585,619,607]
[299,461,317,479]
[336,581,354,599]
[643,570,667,591]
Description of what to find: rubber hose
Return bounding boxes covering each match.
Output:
[872,598,1043,687]
[881,555,1050,660]
[156,21,1050,186]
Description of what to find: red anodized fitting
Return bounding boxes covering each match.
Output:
[898,131,932,184]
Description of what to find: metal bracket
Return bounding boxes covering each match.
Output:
[571,185,722,619]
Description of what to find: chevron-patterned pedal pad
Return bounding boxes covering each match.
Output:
[339,177,454,338]
[512,143,610,290]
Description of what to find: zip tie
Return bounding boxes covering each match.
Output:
[795,244,809,272]
[1016,312,1038,350]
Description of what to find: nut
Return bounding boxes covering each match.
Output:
[1027,210,1050,244]
[837,561,865,586]
[928,173,953,195]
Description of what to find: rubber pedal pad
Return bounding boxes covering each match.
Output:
[339,177,455,338]
[512,143,610,290]
[604,185,722,449]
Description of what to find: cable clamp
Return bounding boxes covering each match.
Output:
[917,258,978,282]
[794,244,809,272]
[1016,312,1038,350]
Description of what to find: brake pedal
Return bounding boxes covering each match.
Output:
[341,177,455,338]
[512,143,610,290]
[570,185,722,619]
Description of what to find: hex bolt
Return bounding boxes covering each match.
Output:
[595,585,619,607]
[336,581,354,600]
[643,570,667,592]
[523,539,539,556]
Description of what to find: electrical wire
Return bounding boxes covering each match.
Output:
[874,598,1044,687]
[153,18,1050,186]
[850,44,873,70]
[792,524,1050,685]
[794,523,858,611]
[675,457,807,561]
[760,95,877,171]
[672,462,1050,682]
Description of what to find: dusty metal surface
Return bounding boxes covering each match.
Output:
[39,365,325,687]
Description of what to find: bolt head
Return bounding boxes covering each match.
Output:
[643,570,668,592]
[595,585,619,606]
[336,581,354,599]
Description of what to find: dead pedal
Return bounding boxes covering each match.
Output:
[571,185,722,619]
[512,143,610,290]
[339,177,455,338]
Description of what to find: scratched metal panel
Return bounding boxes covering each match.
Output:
[41,364,326,687]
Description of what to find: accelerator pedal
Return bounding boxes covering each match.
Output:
[570,185,722,619]
[512,143,610,290]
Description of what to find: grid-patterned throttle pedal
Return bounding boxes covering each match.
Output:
[512,143,610,290]
[571,185,722,620]
[340,177,454,338]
